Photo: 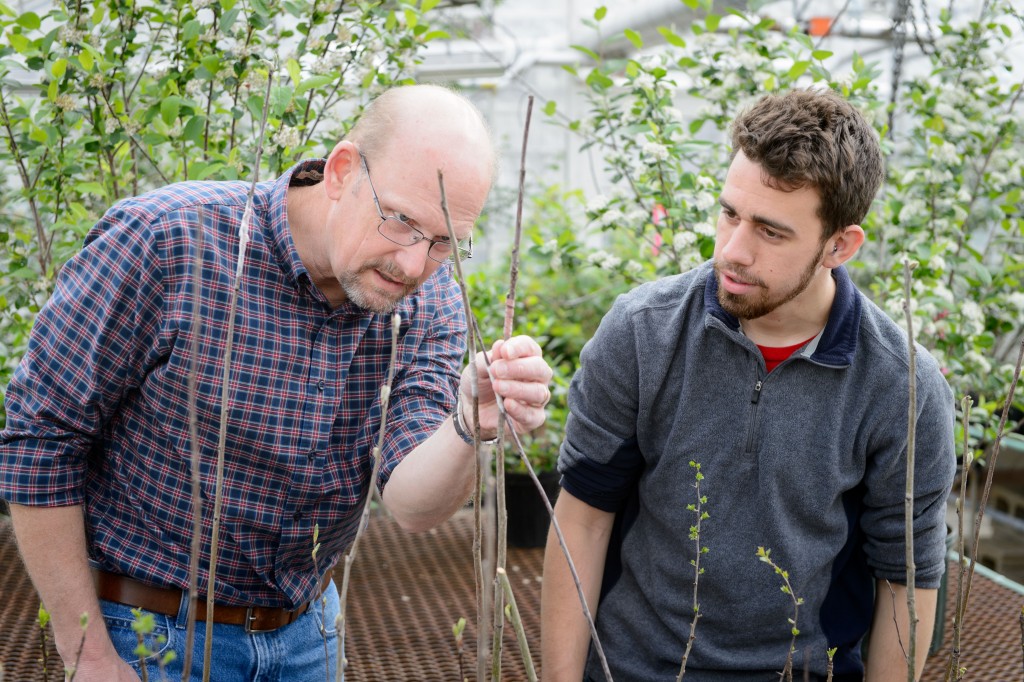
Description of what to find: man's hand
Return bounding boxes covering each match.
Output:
[460,335,553,440]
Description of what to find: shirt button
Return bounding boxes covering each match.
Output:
[293,511,304,521]
[307,450,317,461]
[316,379,325,391]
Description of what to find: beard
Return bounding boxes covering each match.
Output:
[714,242,826,320]
[338,258,419,313]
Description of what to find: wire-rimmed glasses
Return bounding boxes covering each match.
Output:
[359,153,473,264]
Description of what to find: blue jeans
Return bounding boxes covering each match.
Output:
[100,581,339,682]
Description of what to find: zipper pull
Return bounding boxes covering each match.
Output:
[751,380,763,404]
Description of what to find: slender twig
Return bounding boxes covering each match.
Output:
[439,170,614,682]
[181,206,206,682]
[65,613,89,681]
[677,461,708,682]
[0,88,51,272]
[492,93,535,681]
[311,523,329,682]
[202,68,274,682]
[497,568,538,682]
[944,396,973,682]
[901,258,919,681]
[337,312,402,682]
[437,170,493,681]
[960,337,1024,625]
[756,548,803,682]
[825,647,837,682]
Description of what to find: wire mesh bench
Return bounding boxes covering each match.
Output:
[4,509,1023,681]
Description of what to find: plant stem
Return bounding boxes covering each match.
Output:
[337,312,402,682]
[492,93,535,681]
[441,169,613,681]
[497,568,537,682]
[944,397,973,682]
[901,258,919,682]
[182,206,206,682]
[960,337,1024,627]
[202,69,273,682]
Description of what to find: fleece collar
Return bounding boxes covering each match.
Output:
[703,263,861,368]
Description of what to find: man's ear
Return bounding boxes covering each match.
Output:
[824,225,866,268]
[323,140,359,201]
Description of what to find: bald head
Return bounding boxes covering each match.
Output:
[346,84,496,186]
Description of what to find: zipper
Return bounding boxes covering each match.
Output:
[745,379,763,453]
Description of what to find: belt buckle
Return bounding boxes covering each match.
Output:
[244,606,272,634]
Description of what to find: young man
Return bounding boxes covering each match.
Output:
[1,84,553,681]
[541,89,955,681]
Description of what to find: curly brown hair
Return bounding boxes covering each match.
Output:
[730,88,884,240]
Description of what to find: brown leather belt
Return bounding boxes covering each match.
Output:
[92,568,333,633]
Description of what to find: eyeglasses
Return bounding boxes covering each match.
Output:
[359,153,473,264]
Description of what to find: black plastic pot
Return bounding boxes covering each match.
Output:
[504,470,560,549]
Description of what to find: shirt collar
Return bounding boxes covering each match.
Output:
[262,158,326,295]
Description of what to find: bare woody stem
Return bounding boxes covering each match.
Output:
[944,396,973,682]
[0,89,51,273]
[336,312,402,682]
[492,93,536,680]
[182,206,207,681]
[497,568,538,682]
[901,258,919,682]
[439,169,614,682]
[959,337,1024,627]
[437,170,494,680]
[203,68,274,682]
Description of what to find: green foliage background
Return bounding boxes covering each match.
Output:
[1,0,1022,473]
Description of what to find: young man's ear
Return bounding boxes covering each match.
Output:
[322,140,359,201]
[825,225,866,268]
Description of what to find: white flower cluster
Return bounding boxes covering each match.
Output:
[672,230,697,250]
[59,26,84,44]
[273,125,301,150]
[587,250,622,270]
[640,140,669,161]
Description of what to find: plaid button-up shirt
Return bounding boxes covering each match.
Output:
[0,160,466,608]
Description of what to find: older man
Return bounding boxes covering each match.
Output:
[1,84,552,681]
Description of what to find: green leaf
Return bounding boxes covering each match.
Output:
[78,49,94,72]
[585,69,613,90]
[286,58,301,85]
[787,60,810,79]
[246,93,264,121]
[160,97,180,125]
[404,8,418,29]
[51,57,67,78]
[811,49,833,60]
[421,29,450,42]
[75,181,106,197]
[657,26,686,48]
[270,85,293,116]
[8,32,30,53]
[183,19,201,43]
[182,115,206,144]
[200,55,221,76]
[16,11,41,29]
[47,78,57,102]
[295,74,335,95]
[624,29,643,49]
[543,100,557,116]
[570,44,600,62]
[594,6,606,21]
[220,8,240,32]
[706,13,721,32]
[421,0,440,11]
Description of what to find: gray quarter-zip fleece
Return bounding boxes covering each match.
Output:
[559,260,956,681]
